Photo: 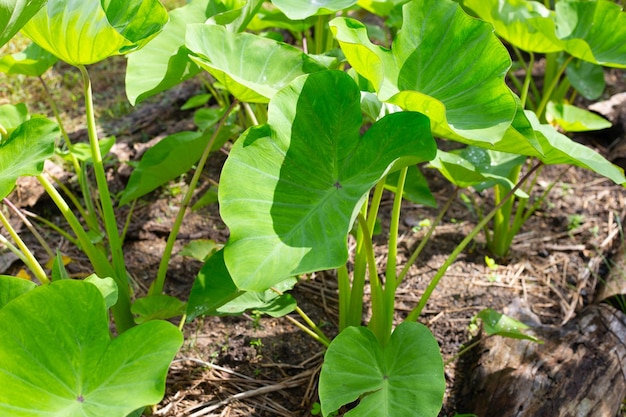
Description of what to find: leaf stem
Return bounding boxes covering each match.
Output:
[151,100,238,295]
[78,65,126,285]
[0,206,48,284]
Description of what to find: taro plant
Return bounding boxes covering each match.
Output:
[445,0,626,257]
[0,1,183,415]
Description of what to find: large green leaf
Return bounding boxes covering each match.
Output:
[526,111,626,186]
[271,0,358,20]
[330,0,518,145]
[220,70,435,291]
[462,0,626,67]
[0,118,58,199]
[125,0,215,105]
[555,0,626,68]
[118,125,236,206]
[0,0,47,48]
[21,0,167,66]
[460,0,563,53]
[186,24,328,103]
[0,42,58,77]
[319,322,445,417]
[0,280,183,417]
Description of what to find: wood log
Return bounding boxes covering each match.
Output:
[456,304,626,417]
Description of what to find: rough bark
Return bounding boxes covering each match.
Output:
[456,304,626,417]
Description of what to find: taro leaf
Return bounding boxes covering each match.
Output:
[385,165,436,207]
[0,42,58,77]
[357,0,408,17]
[220,70,435,291]
[429,150,528,198]
[84,274,118,310]
[68,136,116,163]
[0,280,183,417]
[206,0,264,33]
[216,277,297,317]
[546,102,611,133]
[100,0,168,54]
[0,103,29,136]
[186,24,328,103]
[526,110,626,186]
[271,0,358,20]
[319,322,445,417]
[0,0,47,48]
[0,275,36,309]
[565,59,605,100]
[179,239,220,262]
[125,0,215,105]
[187,250,296,320]
[131,294,187,324]
[248,6,316,33]
[555,0,626,68]
[186,249,242,321]
[0,118,58,200]
[476,308,542,343]
[181,94,212,111]
[460,0,563,53]
[330,0,518,146]
[119,127,235,206]
[22,0,167,66]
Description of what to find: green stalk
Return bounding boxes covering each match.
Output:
[0,208,48,284]
[272,285,331,346]
[78,65,126,284]
[314,15,331,54]
[381,167,407,342]
[397,187,459,284]
[357,213,386,345]
[536,55,574,120]
[151,100,238,295]
[347,199,369,328]
[39,75,99,233]
[337,264,351,331]
[406,162,543,321]
[37,175,135,332]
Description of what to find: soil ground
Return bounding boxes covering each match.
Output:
[1,54,626,417]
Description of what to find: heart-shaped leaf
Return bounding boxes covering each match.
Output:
[131,294,187,324]
[0,42,58,77]
[220,70,435,291]
[319,322,445,417]
[271,0,358,20]
[0,118,58,199]
[186,24,328,103]
[330,0,519,145]
[0,0,47,48]
[0,280,183,417]
[22,0,167,66]
[125,0,214,105]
